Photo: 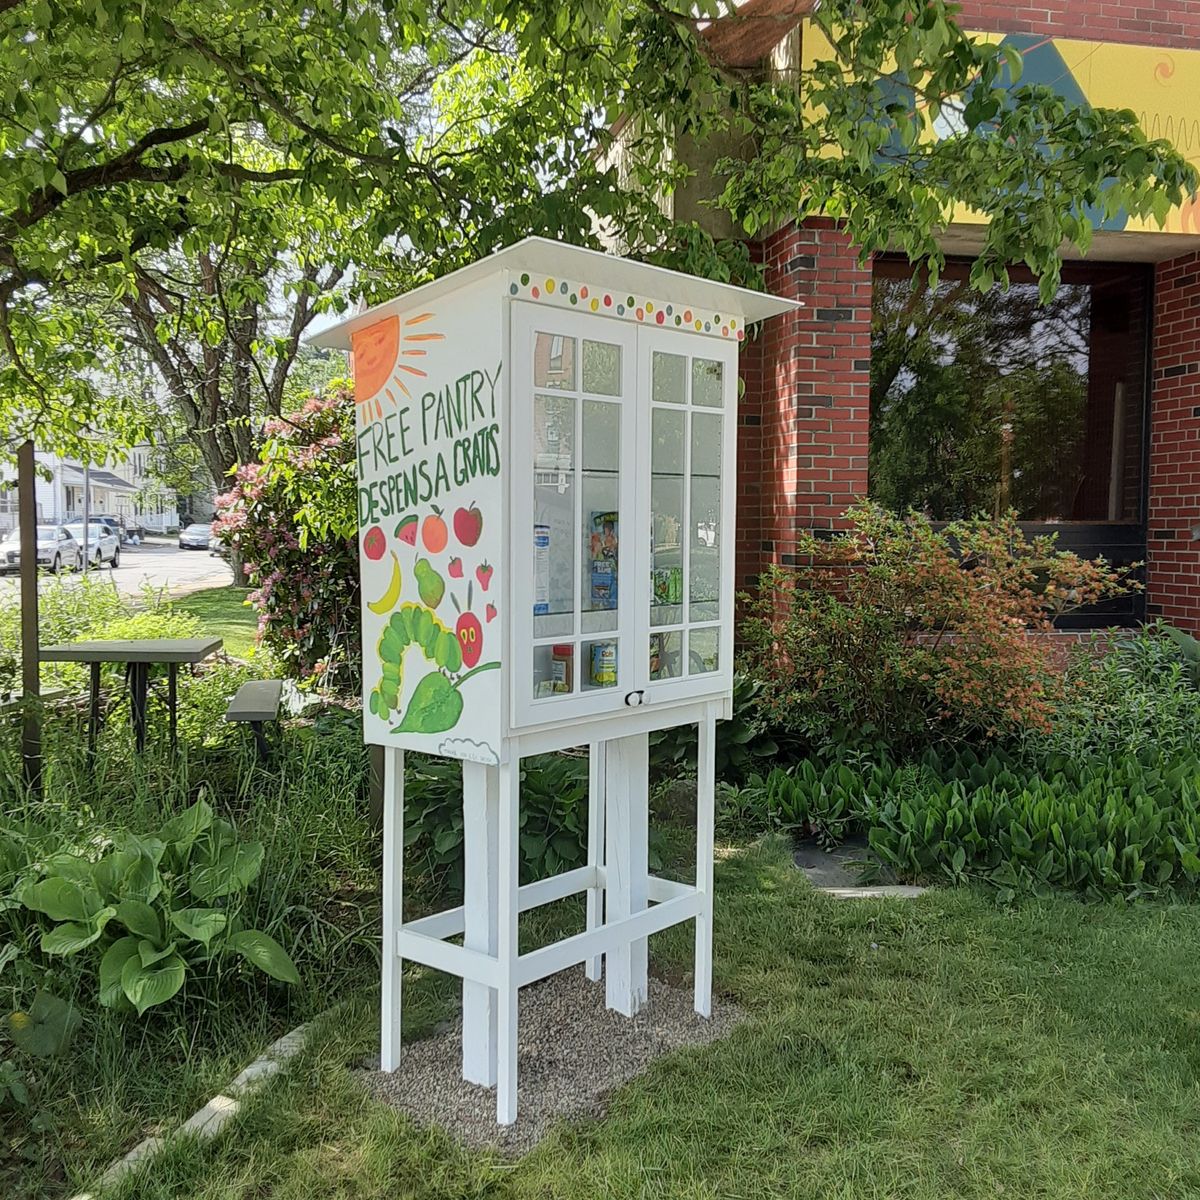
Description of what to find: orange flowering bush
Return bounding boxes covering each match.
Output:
[739,504,1136,754]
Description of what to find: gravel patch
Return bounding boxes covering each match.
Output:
[355,967,744,1154]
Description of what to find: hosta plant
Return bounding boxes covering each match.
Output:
[17,797,298,1015]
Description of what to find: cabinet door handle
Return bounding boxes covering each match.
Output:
[623,689,646,707]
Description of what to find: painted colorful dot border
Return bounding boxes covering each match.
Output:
[505,271,745,341]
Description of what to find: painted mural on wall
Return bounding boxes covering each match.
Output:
[802,25,1200,237]
[352,288,504,764]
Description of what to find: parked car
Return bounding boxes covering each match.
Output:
[63,521,120,568]
[0,525,83,574]
[178,522,212,550]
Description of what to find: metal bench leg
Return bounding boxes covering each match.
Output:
[250,720,272,761]
[88,662,101,754]
[168,663,178,750]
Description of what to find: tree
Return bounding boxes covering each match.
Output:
[2,0,1195,470]
[0,0,669,463]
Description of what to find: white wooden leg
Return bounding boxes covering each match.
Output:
[585,740,606,982]
[496,757,520,1125]
[695,716,716,1018]
[462,761,498,1086]
[605,732,648,1017]
[380,746,405,1071]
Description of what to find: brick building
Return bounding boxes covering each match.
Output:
[708,3,1200,630]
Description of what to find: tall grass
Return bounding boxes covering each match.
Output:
[0,676,380,1199]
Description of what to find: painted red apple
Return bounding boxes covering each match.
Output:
[395,514,418,545]
[456,612,483,668]
[454,503,483,547]
[362,525,387,561]
[475,561,493,591]
[448,556,463,579]
[485,604,497,623]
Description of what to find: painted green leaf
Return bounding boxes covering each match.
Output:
[394,672,463,734]
[121,951,187,1015]
[227,930,300,984]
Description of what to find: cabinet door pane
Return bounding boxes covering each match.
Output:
[690,411,722,622]
[688,627,720,675]
[652,351,686,404]
[533,393,575,639]
[535,333,576,390]
[582,340,621,396]
[582,399,620,635]
[692,357,724,408]
[651,406,685,627]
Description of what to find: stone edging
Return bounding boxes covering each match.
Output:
[68,1023,308,1200]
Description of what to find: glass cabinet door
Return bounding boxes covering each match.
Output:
[513,304,637,724]
[642,331,736,697]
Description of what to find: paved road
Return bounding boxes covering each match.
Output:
[0,541,234,601]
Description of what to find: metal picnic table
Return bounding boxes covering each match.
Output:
[38,637,223,753]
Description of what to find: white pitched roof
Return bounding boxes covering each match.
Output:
[308,236,801,351]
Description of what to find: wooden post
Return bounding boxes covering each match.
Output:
[694,714,716,1018]
[496,756,521,1125]
[18,441,41,793]
[380,746,405,1071]
[462,760,498,1086]
[585,740,606,982]
[604,732,648,1017]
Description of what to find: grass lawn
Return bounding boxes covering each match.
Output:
[170,586,258,658]
[102,838,1200,1200]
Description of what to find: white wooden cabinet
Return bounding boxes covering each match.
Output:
[311,238,797,1125]
[510,304,738,729]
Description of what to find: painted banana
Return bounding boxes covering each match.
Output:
[367,552,402,615]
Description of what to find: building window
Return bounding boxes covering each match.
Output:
[870,258,1149,526]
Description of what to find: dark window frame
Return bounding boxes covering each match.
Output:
[871,254,1154,627]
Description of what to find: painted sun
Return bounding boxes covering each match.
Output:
[351,311,446,422]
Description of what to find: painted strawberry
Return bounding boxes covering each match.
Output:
[456,612,483,668]
[485,604,497,623]
[448,556,464,579]
[454,503,483,547]
[362,525,387,561]
[394,514,418,545]
[475,561,493,591]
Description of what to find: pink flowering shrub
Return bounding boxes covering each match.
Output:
[213,389,360,690]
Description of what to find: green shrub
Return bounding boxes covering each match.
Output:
[865,757,1200,901]
[404,751,588,890]
[11,796,298,1016]
[0,574,126,695]
[730,747,1200,901]
[649,674,780,785]
[738,504,1135,757]
[212,390,360,691]
[1039,623,1200,763]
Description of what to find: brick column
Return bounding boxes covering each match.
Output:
[1147,251,1200,632]
[736,219,873,587]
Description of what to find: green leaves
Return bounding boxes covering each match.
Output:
[121,950,187,1017]
[227,931,299,984]
[14,803,298,1017]
[7,992,81,1058]
[189,839,264,901]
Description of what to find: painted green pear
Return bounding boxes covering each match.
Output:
[414,557,445,608]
